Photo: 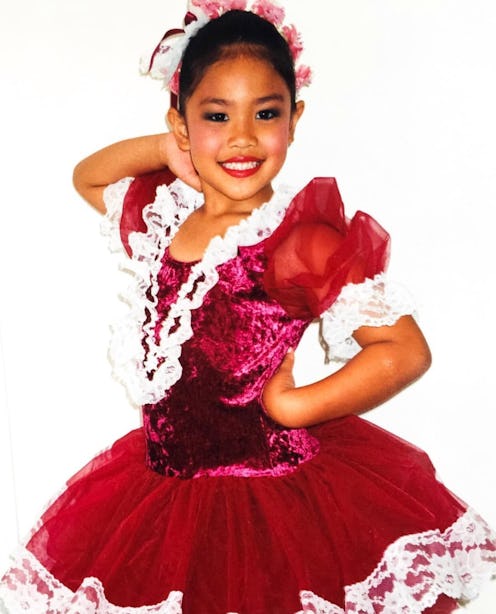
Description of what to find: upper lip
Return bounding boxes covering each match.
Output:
[220,156,262,164]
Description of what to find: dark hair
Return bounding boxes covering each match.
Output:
[178,10,296,113]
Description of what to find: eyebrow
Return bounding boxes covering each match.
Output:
[199,94,286,106]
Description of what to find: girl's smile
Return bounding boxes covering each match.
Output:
[169,54,304,214]
[219,156,263,177]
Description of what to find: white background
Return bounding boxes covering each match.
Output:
[1,0,495,610]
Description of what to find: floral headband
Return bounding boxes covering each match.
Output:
[143,0,312,101]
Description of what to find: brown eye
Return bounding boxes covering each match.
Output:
[204,112,228,122]
[256,109,280,120]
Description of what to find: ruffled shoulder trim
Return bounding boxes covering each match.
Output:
[101,177,134,253]
[105,178,203,406]
[263,177,390,319]
[101,169,181,257]
[121,169,179,256]
[104,177,298,406]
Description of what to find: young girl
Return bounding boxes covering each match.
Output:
[1,2,495,612]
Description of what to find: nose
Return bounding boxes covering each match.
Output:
[227,116,257,149]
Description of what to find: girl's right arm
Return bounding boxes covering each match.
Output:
[73,133,201,213]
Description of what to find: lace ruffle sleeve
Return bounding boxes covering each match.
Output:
[319,274,417,362]
[262,177,416,361]
[101,168,178,256]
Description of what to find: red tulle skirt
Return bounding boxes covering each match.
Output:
[3,416,496,613]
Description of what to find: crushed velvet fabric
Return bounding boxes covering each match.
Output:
[144,243,320,478]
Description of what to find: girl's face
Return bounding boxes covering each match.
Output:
[170,54,304,211]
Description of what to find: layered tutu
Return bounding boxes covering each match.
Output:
[2,416,495,613]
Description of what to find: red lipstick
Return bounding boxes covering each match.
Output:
[219,156,263,178]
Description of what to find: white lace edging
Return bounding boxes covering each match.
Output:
[319,273,416,363]
[102,178,298,406]
[0,548,182,613]
[104,179,203,406]
[101,177,134,253]
[1,509,495,613]
[299,508,496,613]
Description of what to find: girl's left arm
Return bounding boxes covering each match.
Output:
[261,314,431,429]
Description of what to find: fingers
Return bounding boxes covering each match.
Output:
[185,169,202,192]
[261,349,299,427]
[270,349,296,392]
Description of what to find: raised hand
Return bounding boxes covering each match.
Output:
[74,132,203,212]
[160,132,202,192]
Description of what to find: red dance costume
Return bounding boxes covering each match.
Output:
[1,174,495,613]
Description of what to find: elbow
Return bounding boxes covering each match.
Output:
[418,343,432,376]
[269,411,306,430]
[263,402,295,429]
[383,317,433,385]
[261,392,309,430]
[407,337,432,381]
[72,161,85,197]
[387,338,432,389]
[72,163,106,214]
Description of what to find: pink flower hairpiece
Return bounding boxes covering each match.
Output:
[143,0,312,98]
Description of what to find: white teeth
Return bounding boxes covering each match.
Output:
[222,161,260,170]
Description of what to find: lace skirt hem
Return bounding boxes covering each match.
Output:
[1,508,495,613]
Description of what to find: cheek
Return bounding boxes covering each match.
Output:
[188,125,220,158]
[265,126,291,158]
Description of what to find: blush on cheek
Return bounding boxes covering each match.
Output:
[267,128,292,155]
[189,130,220,155]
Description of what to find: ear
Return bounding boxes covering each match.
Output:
[167,107,191,152]
[289,100,305,145]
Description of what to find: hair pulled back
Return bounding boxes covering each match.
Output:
[178,10,296,114]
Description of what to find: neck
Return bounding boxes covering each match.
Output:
[201,184,274,218]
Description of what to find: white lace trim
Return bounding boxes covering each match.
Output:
[1,509,495,613]
[104,179,203,406]
[102,178,298,406]
[340,509,496,614]
[299,508,496,613]
[101,177,134,253]
[0,549,182,613]
[319,273,416,363]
